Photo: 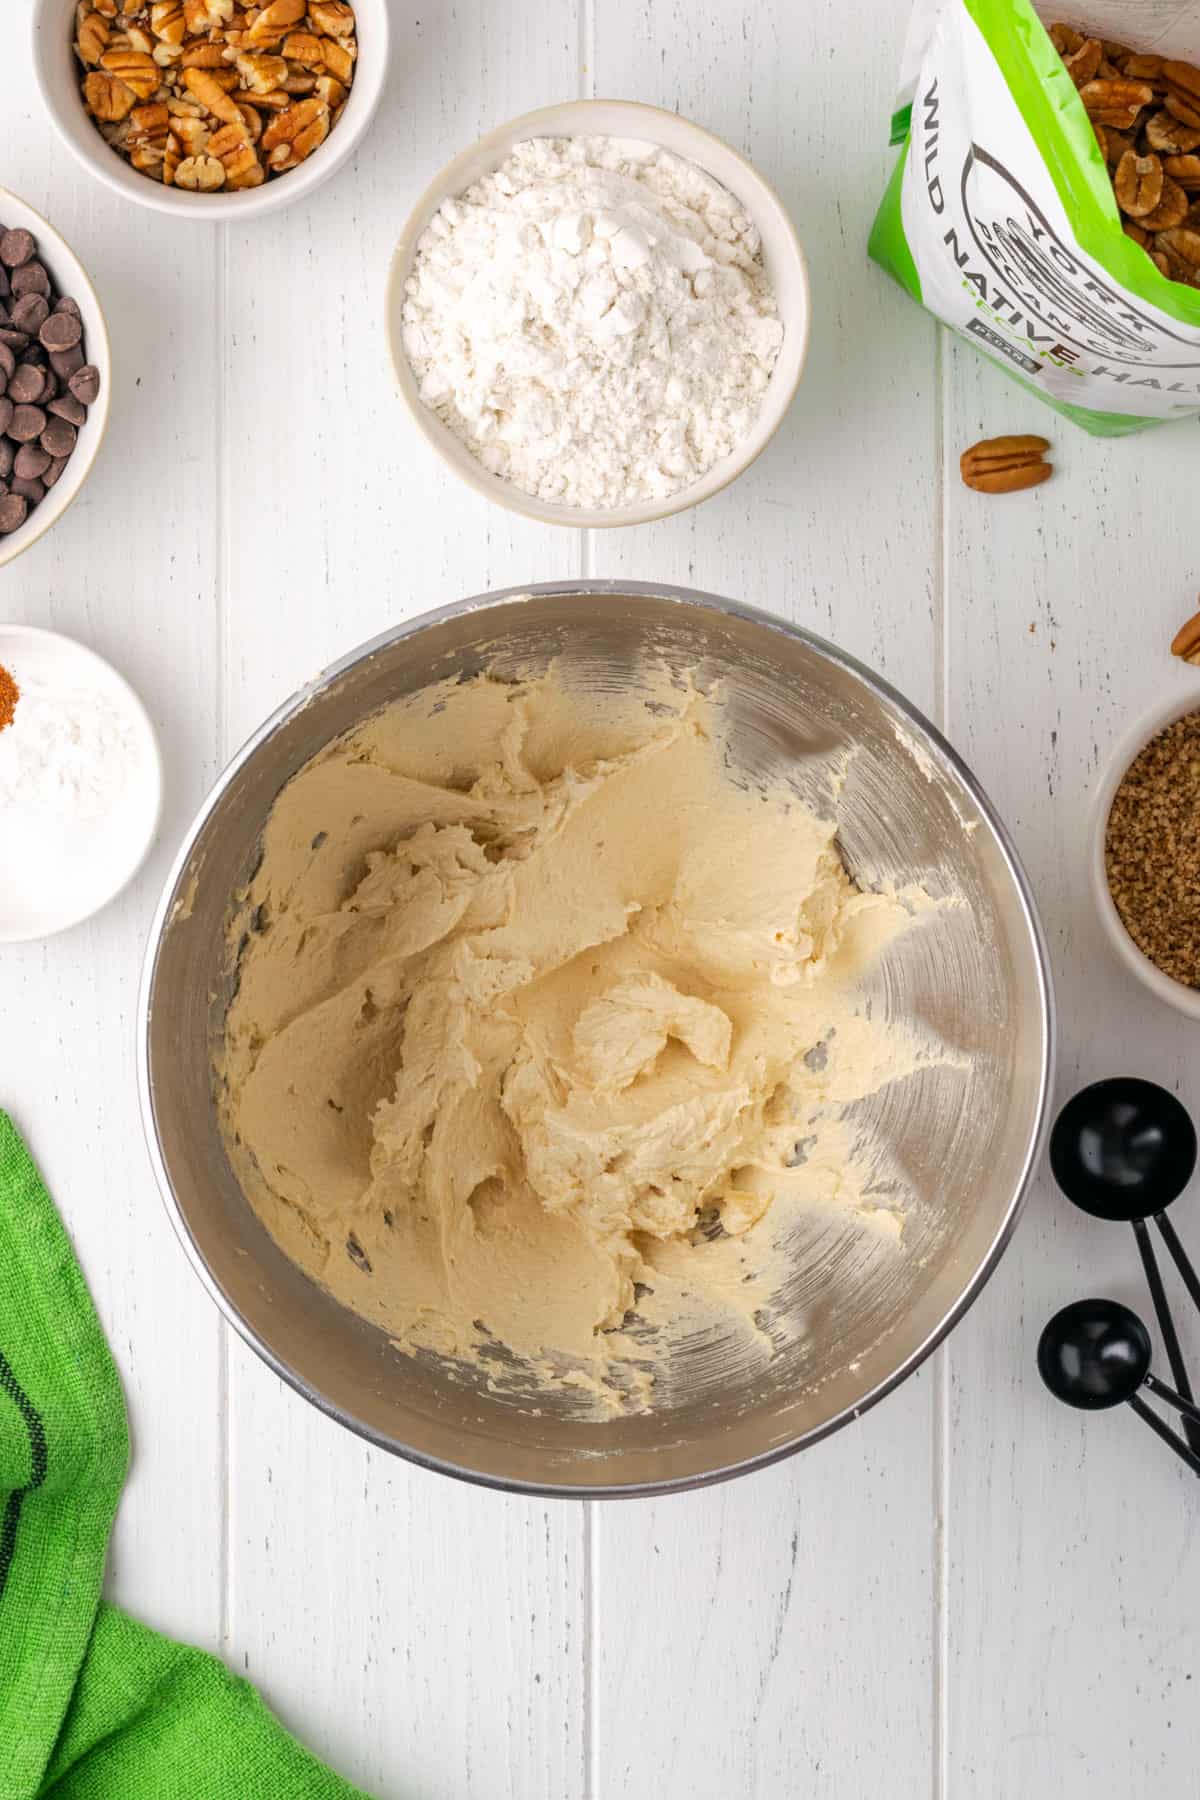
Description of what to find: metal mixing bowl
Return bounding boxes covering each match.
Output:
[138,582,1054,1497]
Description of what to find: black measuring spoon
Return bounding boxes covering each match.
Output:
[1049,1077,1200,1454]
[1038,1297,1200,1477]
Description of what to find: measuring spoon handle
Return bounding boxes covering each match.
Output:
[1132,1217,1200,1457]
[1154,1211,1200,1316]
[1144,1369,1200,1429]
[1128,1392,1200,1478]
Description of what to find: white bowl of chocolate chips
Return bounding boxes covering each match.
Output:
[0,187,109,569]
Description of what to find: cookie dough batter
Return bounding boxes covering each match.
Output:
[218,667,939,1413]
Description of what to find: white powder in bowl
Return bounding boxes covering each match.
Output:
[401,135,785,510]
[0,674,138,821]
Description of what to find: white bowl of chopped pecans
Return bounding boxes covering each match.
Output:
[32,0,388,220]
[1089,686,1200,1022]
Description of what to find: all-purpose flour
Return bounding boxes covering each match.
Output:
[401,136,784,509]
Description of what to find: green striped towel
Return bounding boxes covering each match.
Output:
[0,1108,372,1799]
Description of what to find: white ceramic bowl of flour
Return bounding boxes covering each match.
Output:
[385,100,810,529]
[0,624,161,941]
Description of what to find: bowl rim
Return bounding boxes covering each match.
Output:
[1088,684,1200,1022]
[0,185,112,571]
[30,0,390,222]
[384,98,811,529]
[138,579,1055,1498]
[0,623,163,940]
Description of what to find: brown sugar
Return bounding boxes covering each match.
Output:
[1105,710,1200,988]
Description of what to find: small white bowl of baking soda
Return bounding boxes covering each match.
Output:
[0,624,162,941]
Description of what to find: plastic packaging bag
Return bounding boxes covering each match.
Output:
[869,0,1200,433]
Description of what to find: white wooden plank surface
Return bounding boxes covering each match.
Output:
[3,2,1199,1797]
[941,345,1200,1794]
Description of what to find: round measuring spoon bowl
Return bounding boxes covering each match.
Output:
[1037,1297,1152,1410]
[1049,1077,1197,1222]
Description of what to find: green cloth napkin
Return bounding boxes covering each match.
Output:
[0,1109,372,1799]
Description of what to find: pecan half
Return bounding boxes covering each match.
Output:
[75,8,110,65]
[281,29,324,64]
[1123,53,1166,90]
[260,93,329,170]
[1065,39,1102,87]
[318,34,354,82]
[208,120,264,186]
[175,152,226,190]
[150,1,185,44]
[98,46,158,98]
[244,0,305,47]
[1114,149,1164,216]
[1094,121,1132,166]
[83,69,136,120]
[1049,22,1083,56]
[309,0,354,33]
[234,51,288,92]
[1145,109,1200,154]
[960,435,1052,495]
[183,64,244,126]
[1078,78,1154,129]
[1165,61,1200,123]
[1172,609,1200,665]
[1164,153,1200,190]
[1154,226,1200,266]
[1141,176,1189,229]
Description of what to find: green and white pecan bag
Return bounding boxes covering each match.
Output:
[870,0,1200,434]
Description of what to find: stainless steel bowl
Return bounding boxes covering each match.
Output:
[139,582,1054,1497]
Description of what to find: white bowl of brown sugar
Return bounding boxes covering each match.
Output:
[1090,689,1200,1021]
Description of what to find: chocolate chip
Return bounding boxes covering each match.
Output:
[48,393,86,426]
[11,262,49,299]
[10,294,48,334]
[8,364,44,405]
[8,404,46,442]
[39,309,81,352]
[39,416,75,459]
[0,229,35,269]
[68,364,100,404]
[14,443,50,481]
[0,225,96,529]
[50,343,85,379]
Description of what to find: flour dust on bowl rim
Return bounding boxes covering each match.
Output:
[138,582,1054,1497]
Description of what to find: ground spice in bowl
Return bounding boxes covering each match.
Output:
[0,662,18,732]
[1105,710,1200,990]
